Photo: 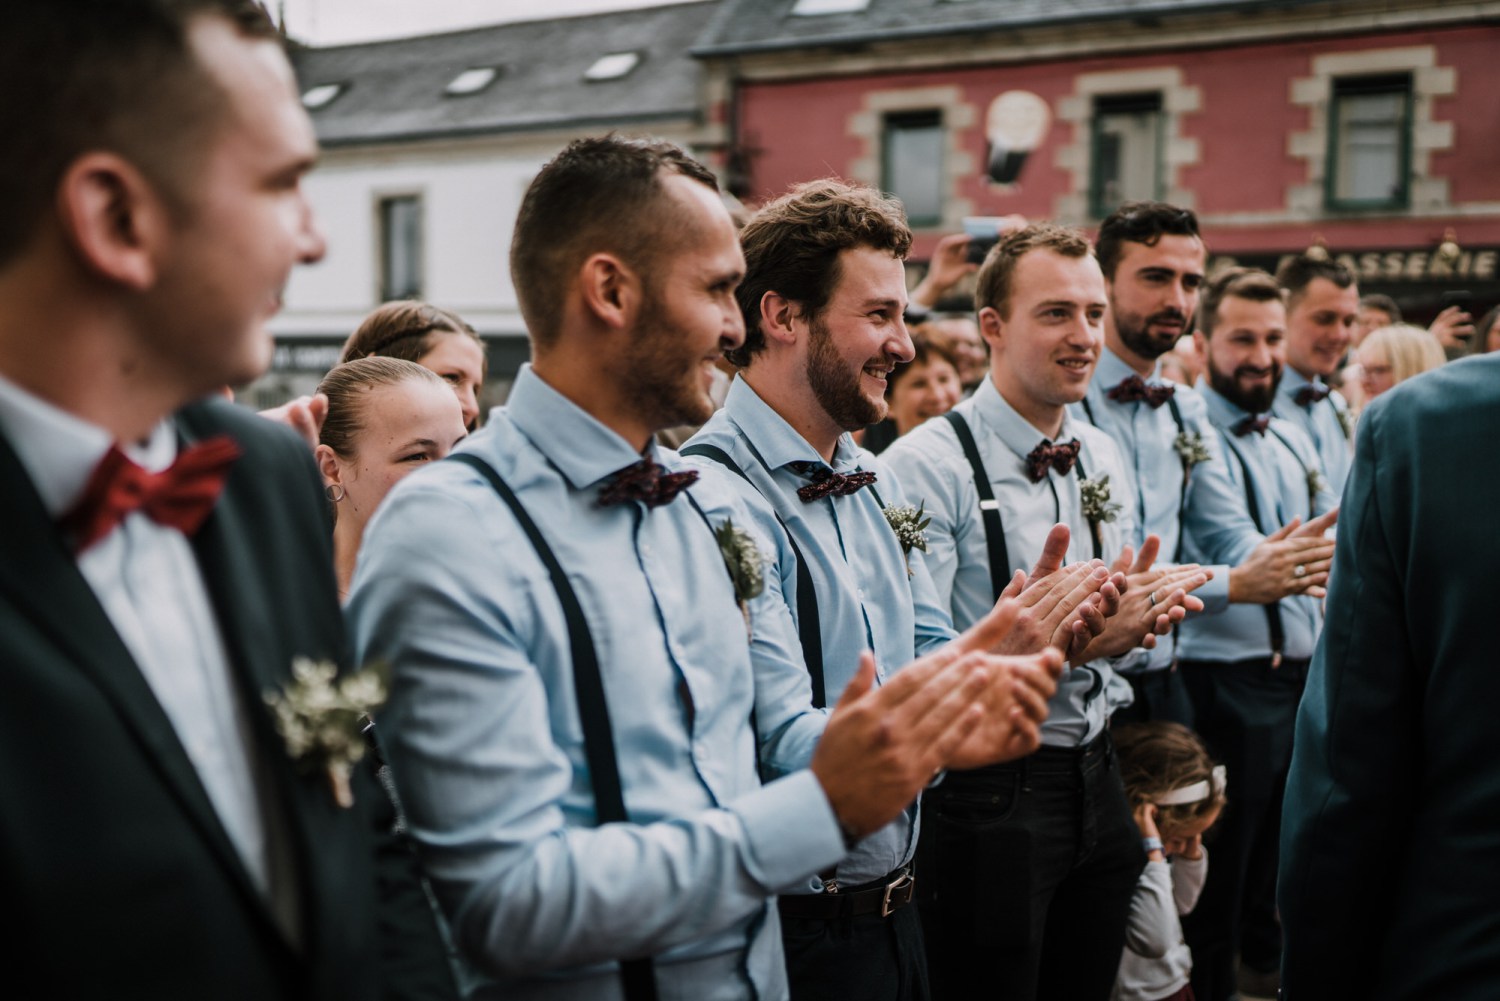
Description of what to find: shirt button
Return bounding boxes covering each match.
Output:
[857,589,866,600]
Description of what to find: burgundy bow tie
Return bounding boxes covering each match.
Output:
[1294,384,1330,407]
[58,435,242,554]
[597,456,698,509]
[1025,438,1081,483]
[1107,374,1176,409]
[791,461,878,502]
[1234,413,1272,437]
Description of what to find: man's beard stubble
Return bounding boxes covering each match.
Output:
[1114,305,1193,362]
[807,314,887,432]
[1206,351,1281,414]
[624,292,717,433]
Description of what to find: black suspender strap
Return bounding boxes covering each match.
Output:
[680,443,828,709]
[1164,397,1188,564]
[1216,435,1286,669]
[447,453,659,1001]
[942,411,1011,602]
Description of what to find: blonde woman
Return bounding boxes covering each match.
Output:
[1357,323,1447,404]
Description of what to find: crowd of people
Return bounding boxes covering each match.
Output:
[6,3,1500,1001]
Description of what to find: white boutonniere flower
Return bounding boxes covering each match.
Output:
[883,502,932,578]
[264,657,388,808]
[1173,431,1212,469]
[1079,474,1122,528]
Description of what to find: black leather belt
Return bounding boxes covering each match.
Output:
[777,867,915,920]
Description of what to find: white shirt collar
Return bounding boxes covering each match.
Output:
[0,371,176,518]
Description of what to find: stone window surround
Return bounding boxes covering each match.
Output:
[848,85,978,230]
[1287,46,1457,217]
[1054,66,1201,225]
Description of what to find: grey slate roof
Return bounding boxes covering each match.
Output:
[291,1,717,147]
[694,0,1329,56]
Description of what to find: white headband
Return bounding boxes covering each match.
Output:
[1156,764,1227,807]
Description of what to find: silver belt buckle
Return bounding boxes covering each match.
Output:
[880,872,914,918]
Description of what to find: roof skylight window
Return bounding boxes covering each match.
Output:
[791,0,871,15]
[301,83,344,109]
[584,52,641,82]
[445,67,499,96]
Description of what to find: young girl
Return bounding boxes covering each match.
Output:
[1112,723,1228,1001]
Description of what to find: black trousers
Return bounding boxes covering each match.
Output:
[1109,666,1196,728]
[914,734,1145,1001]
[781,891,928,1001]
[1178,656,1309,1001]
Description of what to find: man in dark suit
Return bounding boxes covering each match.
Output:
[0,2,454,997]
[1280,352,1500,999]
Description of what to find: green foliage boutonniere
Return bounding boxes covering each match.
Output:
[264,657,388,809]
[1079,474,1122,528]
[883,502,932,578]
[715,518,766,638]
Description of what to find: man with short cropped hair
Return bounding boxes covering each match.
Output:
[352,139,1059,1001]
[1272,255,1358,495]
[0,2,455,997]
[887,223,1210,1000]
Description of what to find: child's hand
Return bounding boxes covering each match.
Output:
[1133,801,1160,840]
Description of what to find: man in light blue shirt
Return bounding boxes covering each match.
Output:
[349,136,1058,1001]
[1079,202,1341,725]
[1174,268,1338,1001]
[1271,255,1358,496]
[685,181,1084,1000]
[886,223,1210,1001]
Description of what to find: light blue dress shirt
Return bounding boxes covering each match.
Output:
[683,376,953,886]
[1073,349,1235,678]
[1274,368,1353,497]
[884,376,1139,746]
[348,365,845,1001]
[1177,385,1337,663]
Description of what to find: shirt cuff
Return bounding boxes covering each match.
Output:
[730,769,845,893]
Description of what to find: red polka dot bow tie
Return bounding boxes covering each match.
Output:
[58,435,242,554]
[597,456,699,508]
[791,461,878,502]
[1294,384,1330,407]
[1024,439,1081,482]
[1234,413,1272,437]
[1107,374,1176,409]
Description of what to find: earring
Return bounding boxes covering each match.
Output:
[325,483,345,503]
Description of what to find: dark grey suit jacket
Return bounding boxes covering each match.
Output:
[0,396,455,1000]
[1280,353,1500,999]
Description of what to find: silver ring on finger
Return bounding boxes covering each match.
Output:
[1294,564,1307,578]
[1149,590,1160,606]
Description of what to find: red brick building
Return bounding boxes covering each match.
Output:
[694,0,1500,320]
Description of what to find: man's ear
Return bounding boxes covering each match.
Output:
[978,305,1005,353]
[55,152,168,291]
[577,252,641,333]
[1192,330,1209,365]
[759,291,800,348]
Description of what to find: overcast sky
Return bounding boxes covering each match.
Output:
[276,0,677,45]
